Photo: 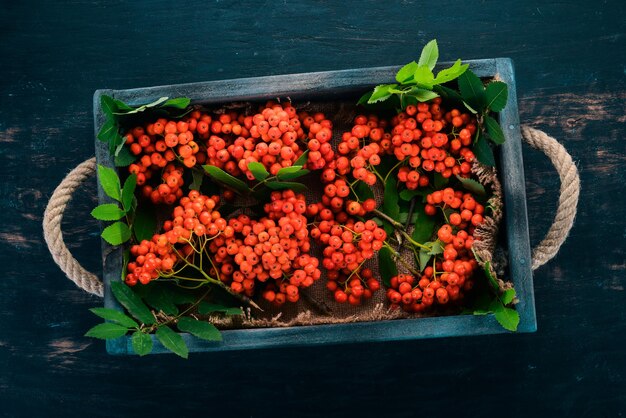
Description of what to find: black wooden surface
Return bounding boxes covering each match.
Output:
[1,1,624,416]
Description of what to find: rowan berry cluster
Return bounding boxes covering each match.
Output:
[309,216,385,305]
[394,102,477,189]
[386,186,485,312]
[338,100,478,191]
[124,102,332,205]
[207,190,321,305]
[327,267,381,306]
[126,191,224,285]
[336,115,386,185]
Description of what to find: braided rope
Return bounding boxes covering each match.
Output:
[43,157,103,296]
[521,126,580,270]
[42,127,579,296]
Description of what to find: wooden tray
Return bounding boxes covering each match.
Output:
[94,58,536,355]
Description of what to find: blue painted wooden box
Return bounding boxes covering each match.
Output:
[94,58,536,355]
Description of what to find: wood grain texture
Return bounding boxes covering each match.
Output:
[0,0,624,416]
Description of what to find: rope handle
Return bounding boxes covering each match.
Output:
[520,126,580,270]
[43,126,579,296]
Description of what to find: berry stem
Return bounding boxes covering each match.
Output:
[169,245,263,311]
[374,209,430,251]
[383,243,422,277]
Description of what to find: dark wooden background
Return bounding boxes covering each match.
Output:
[1,1,624,416]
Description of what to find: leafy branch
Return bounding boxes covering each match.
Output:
[85,281,243,357]
[358,39,469,108]
[93,164,155,246]
[97,95,191,167]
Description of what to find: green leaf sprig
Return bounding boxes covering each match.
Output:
[85,282,243,357]
[359,39,469,108]
[97,95,191,167]
[456,70,509,166]
[93,164,156,246]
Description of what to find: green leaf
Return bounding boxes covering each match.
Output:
[352,180,375,201]
[399,189,417,201]
[131,331,153,356]
[456,175,486,196]
[276,165,310,180]
[198,302,243,315]
[383,178,400,218]
[368,84,397,104]
[428,240,444,256]
[473,133,496,167]
[433,85,464,104]
[248,162,269,181]
[97,165,122,201]
[162,97,191,109]
[190,169,204,191]
[418,39,438,70]
[264,181,308,192]
[85,322,129,339]
[121,174,137,212]
[143,286,179,316]
[357,91,373,106]
[434,172,448,189]
[89,307,138,328]
[382,177,400,237]
[413,66,435,88]
[484,115,505,144]
[418,249,432,272]
[463,101,479,115]
[483,261,500,291]
[398,211,417,224]
[100,95,118,117]
[110,281,156,325]
[406,87,439,102]
[378,247,397,287]
[396,61,418,83]
[97,119,117,144]
[411,202,436,244]
[177,317,222,342]
[494,305,520,331]
[167,287,199,305]
[294,150,309,167]
[485,81,508,112]
[133,205,157,242]
[458,69,486,112]
[114,146,136,167]
[433,59,469,85]
[501,288,516,305]
[121,248,130,281]
[91,204,125,221]
[203,165,250,194]
[112,98,134,111]
[145,97,169,108]
[101,222,132,245]
[155,326,188,358]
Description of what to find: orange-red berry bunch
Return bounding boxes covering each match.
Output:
[393,101,477,189]
[327,267,381,306]
[126,118,207,199]
[124,102,333,206]
[205,190,321,305]
[425,187,485,234]
[202,102,333,179]
[386,186,485,312]
[139,164,184,205]
[309,217,386,305]
[125,191,224,286]
[336,114,387,186]
[298,110,335,170]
